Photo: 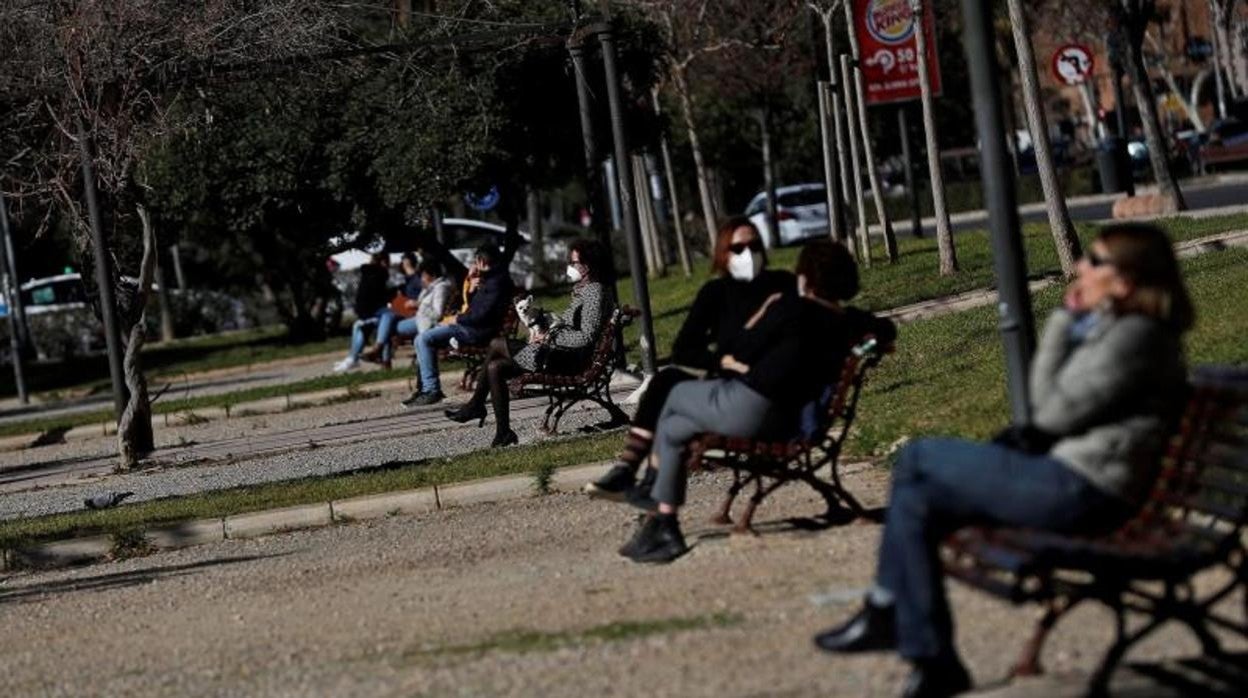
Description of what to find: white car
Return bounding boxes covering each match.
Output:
[329,218,543,290]
[744,184,831,248]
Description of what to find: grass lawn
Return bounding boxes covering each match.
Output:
[3,245,1244,550]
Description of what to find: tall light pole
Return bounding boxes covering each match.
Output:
[959,0,1035,424]
[595,1,657,374]
[0,191,29,404]
[77,116,128,419]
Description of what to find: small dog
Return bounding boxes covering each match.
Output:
[514,295,549,334]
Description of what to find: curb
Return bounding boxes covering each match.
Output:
[0,460,617,572]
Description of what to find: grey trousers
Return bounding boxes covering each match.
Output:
[651,378,776,507]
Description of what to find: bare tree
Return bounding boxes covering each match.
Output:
[0,0,345,468]
[1006,0,1081,276]
[1210,0,1244,102]
[843,0,898,263]
[808,0,850,245]
[1116,0,1186,210]
[630,0,746,251]
[909,0,957,274]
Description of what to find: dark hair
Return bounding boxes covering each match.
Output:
[1096,223,1194,331]
[711,216,767,275]
[474,244,501,267]
[795,240,859,301]
[401,252,419,268]
[417,258,443,278]
[569,239,607,281]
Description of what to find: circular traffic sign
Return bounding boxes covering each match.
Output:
[1051,44,1095,86]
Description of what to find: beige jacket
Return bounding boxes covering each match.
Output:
[1031,309,1186,505]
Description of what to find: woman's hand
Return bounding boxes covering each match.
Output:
[744,293,783,329]
[404,299,419,311]
[719,354,749,374]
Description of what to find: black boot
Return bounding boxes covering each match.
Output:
[901,655,972,698]
[444,401,487,427]
[625,512,688,564]
[491,429,519,447]
[585,432,653,500]
[617,513,656,558]
[813,600,897,653]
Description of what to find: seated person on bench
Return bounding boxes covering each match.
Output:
[402,244,514,407]
[585,216,796,501]
[618,240,892,564]
[813,223,1193,698]
[443,240,613,447]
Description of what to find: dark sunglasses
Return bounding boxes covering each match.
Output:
[728,239,764,254]
[1086,250,1114,268]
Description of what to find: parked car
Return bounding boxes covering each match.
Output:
[745,184,831,249]
[329,218,539,292]
[1197,118,1248,171]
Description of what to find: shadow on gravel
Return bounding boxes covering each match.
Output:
[0,553,290,605]
[1123,653,1248,697]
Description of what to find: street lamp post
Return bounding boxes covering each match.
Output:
[959,0,1036,425]
[595,2,657,374]
[0,191,29,404]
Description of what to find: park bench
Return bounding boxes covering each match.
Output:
[684,336,891,535]
[942,365,1248,695]
[439,295,523,392]
[507,306,637,434]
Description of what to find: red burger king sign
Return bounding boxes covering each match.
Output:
[853,0,942,105]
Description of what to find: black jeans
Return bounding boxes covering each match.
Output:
[632,366,700,431]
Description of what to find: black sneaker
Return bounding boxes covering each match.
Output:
[584,464,637,501]
[626,513,688,564]
[617,513,656,558]
[401,390,445,408]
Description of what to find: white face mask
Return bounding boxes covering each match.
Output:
[727,249,763,282]
[566,264,584,283]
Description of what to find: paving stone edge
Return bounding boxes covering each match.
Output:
[0,461,615,573]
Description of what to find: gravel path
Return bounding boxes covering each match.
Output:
[0,466,1240,697]
[0,378,638,521]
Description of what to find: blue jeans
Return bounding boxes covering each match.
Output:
[348,310,391,360]
[414,324,474,395]
[376,315,420,362]
[877,437,1132,661]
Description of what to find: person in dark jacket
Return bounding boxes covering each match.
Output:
[584,216,794,500]
[813,224,1192,698]
[443,240,613,447]
[333,253,394,373]
[618,240,895,564]
[403,244,515,407]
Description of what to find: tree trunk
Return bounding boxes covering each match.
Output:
[910,0,957,274]
[673,66,719,252]
[844,1,898,263]
[817,10,847,244]
[841,54,872,266]
[1006,0,1081,276]
[1125,33,1187,209]
[526,187,545,286]
[759,107,780,249]
[633,154,663,276]
[118,205,159,470]
[654,90,693,277]
[153,244,176,342]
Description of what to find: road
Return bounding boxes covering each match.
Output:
[897,175,1248,237]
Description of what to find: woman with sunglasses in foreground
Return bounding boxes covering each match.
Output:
[584,216,795,501]
[813,223,1194,698]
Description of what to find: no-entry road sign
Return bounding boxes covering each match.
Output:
[1051,44,1095,86]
